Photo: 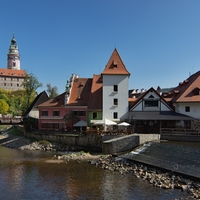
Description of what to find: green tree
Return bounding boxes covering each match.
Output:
[63,110,79,130]
[0,99,9,114]
[21,73,42,112]
[46,83,58,99]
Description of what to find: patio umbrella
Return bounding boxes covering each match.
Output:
[94,119,117,131]
[118,122,130,126]
[94,119,117,125]
[73,120,87,127]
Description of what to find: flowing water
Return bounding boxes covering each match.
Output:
[0,145,194,200]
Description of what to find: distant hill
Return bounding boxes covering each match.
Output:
[161,87,174,93]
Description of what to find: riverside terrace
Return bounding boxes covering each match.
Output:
[0,117,23,125]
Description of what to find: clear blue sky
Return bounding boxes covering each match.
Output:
[1,0,200,94]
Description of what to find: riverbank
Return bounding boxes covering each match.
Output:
[1,129,200,199]
[89,155,200,199]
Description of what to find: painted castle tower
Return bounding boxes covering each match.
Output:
[7,34,20,70]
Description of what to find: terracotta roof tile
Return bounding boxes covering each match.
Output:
[38,78,92,108]
[0,68,26,77]
[68,78,92,106]
[164,71,200,103]
[101,48,130,75]
[88,74,102,110]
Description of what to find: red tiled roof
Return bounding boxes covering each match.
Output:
[37,92,66,107]
[164,71,200,103]
[88,74,102,110]
[0,68,26,77]
[38,78,92,108]
[68,78,92,106]
[101,48,130,75]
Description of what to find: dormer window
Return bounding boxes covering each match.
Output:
[192,87,200,95]
[112,60,118,68]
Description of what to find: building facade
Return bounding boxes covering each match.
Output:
[0,35,26,90]
[101,49,130,122]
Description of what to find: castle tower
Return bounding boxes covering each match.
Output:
[7,34,20,70]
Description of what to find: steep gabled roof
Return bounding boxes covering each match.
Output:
[38,78,92,108]
[37,92,66,107]
[23,91,50,117]
[68,78,92,106]
[101,48,130,75]
[163,71,200,103]
[129,87,173,111]
[88,74,102,110]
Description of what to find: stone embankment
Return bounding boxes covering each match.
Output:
[88,155,200,199]
[1,134,200,199]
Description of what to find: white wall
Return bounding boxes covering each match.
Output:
[175,102,200,119]
[102,75,129,121]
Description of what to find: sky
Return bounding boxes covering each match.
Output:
[1,0,200,94]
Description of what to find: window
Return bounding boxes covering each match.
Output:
[13,62,16,67]
[79,110,86,116]
[144,100,158,107]
[41,123,48,128]
[42,111,48,116]
[92,112,97,119]
[4,83,6,86]
[113,98,118,105]
[185,106,190,112]
[113,85,118,92]
[53,123,59,129]
[73,111,78,116]
[53,110,60,116]
[113,112,118,119]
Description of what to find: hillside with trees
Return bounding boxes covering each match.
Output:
[0,73,43,117]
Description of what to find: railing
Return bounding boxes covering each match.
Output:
[160,128,200,136]
[0,117,23,125]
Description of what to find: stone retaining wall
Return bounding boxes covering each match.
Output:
[161,134,200,142]
[102,134,160,154]
[25,132,103,152]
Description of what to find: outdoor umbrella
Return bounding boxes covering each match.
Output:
[117,122,130,126]
[94,119,117,131]
[73,120,87,127]
[73,120,87,133]
[94,119,117,125]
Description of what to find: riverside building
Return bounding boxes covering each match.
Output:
[0,34,26,91]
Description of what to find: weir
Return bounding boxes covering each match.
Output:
[121,141,200,179]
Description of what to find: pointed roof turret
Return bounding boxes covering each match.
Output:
[101,48,130,75]
[11,34,17,45]
[9,34,18,51]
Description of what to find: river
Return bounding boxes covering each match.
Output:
[0,145,194,200]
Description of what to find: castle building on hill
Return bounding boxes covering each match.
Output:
[0,34,26,91]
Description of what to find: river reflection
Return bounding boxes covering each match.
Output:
[0,146,192,200]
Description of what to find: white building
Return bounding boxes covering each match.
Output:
[101,48,130,122]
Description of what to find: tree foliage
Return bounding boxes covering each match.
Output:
[0,99,9,114]
[63,110,79,128]
[0,73,42,116]
[46,83,58,99]
[21,73,42,112]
